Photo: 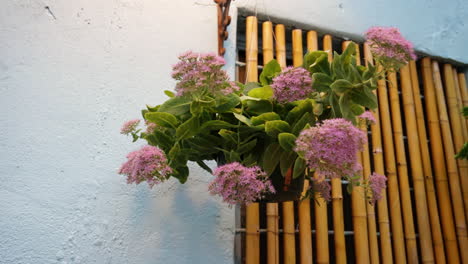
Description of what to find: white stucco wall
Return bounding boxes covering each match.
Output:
[0,0,467,264]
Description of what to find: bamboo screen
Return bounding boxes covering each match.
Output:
[233,16,468,264]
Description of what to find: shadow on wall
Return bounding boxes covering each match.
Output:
[129,178,231,264]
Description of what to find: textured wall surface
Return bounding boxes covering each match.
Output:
[1,0,466,264]
[0,1,234,263]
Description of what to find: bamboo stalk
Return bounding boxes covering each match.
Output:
[276,24,296,264]
[399,64,435,263]
[293,29,313,264]
[444,65,468,219]
[376,68,407,263]
[364,44,387,264]
[421,58,461,263]
[325,34,346,264]
[262,21,280,264]
[387,71,419,263]
[306,31,318,52]
[434,63,468,263]
[409,61,446,264]
[453,70,468,142]
[457,73,468,130]
[245,16,260,264]
[312,32,329,264]
[343,41,370,264]
[275,24,286,69]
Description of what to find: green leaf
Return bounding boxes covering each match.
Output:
[164,90,175,98]
[278,132,297,152]
[312,73,333,92]
[173,166,189,183]
[291,112,314,135]
[285,99,313,124]
[200,120,237,131]
[248,85,274,100]
[146,105,160,112]
[229,150,241,163]
[251,112,281,126]
[216,94,240,112]
[293,157,306,179]
[196,160,212,174]
[168,143,186,167]
[158,96,191,115]
[338,94,355,122]
[329,93,342,118]
[233,113,252,126]
[303,51,330,75]
[280,151,296,177]
[243,82,261,94]
[153,131,174,151]
[350,87,378,109]
[259,59,281,85]
[237,139,258,155]
[243,153,258,167]
[350,104,365,116]
[190,99,215,115]
[176,116,199,140]
[245,100,273,115]
[262,143,282,176]
[331,79,353,95]
[145,112,179,128]
[218,129,237,143]
[265,120,291,137]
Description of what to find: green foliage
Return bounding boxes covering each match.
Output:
[128,42,385,186]
[455,142,468,160]
[260,60,282,85]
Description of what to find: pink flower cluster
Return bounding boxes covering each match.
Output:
[369,172,387,205]
[295,118,367,178]
[311,178,331,202]
[171,51,239,96]
[119,145,172,188]
[120,119,140,135]
[271,67,314,103]
[359,110,376,125]
[208,162,275,205]
[365,27,416,67]
[145,121,158,134]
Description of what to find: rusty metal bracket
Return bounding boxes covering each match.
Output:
[214,0,232,56]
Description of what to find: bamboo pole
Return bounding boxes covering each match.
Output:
[444,65,468,219]
[453,70,468,142]
[364,44,389,264]
[306,31,318,52]
[343,41,370,264]
[409,61,446,264]
[292,29,313,264]
[325,34,347,264]
[376,69,407,264]
[313,33,329,264]
[458,73,468,130]
[275,24,286,69]
[399,64,435,263]
[262,21,280,264]
[387,71,419,263]
[422,58,461,263]
[433,62,468,263]
[245,16,260,264]
[275,24,296,264]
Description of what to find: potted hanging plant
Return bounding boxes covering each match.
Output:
[118,27,415,205]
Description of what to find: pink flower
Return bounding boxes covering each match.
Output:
[271,66,314,103]
[119,145,172,188]
[295,118,367,178]
[145,121,158,134]
[369,172,387,205]
[171,51,238,96]
[120,119,140,135]
[311,178,331,202]
[359,110,376,124]
[208,162,275,205]
[365,27,416,68]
